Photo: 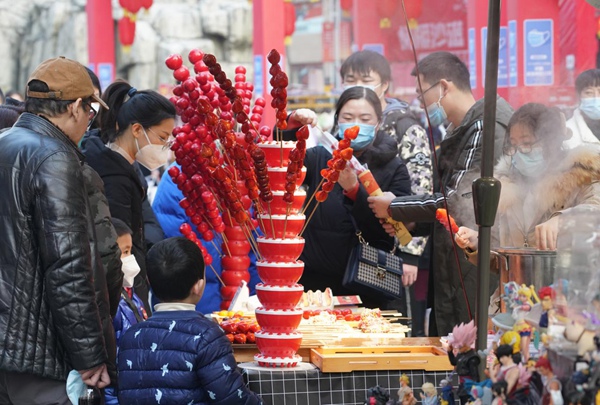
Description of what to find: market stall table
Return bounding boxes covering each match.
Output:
[238,337,457,405]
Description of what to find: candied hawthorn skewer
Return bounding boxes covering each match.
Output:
[436,208,459,234]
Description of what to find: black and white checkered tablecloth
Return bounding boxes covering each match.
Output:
[240,362,458,405]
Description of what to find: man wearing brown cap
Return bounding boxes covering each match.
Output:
[0,57,110,403]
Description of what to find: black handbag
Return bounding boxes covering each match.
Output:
[342,218,404,300]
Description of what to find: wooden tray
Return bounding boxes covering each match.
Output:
[310,344,453,373]
[232,344,316,363]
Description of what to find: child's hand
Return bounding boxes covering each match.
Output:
[455,226,478,250]
[289,109,318,127]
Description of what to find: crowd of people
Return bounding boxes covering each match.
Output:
[0,48,599,403]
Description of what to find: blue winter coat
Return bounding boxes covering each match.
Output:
[152,163,260,313]
[106,289,148,405]
[117,310,262,405]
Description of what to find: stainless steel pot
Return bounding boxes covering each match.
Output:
[494,247,556,287]
[492,247,556,312]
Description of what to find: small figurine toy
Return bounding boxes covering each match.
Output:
[538,287,556,332]
[467,385,483,405]
[500,330,522,364]
[398,374,417,405]
[491,380,507,405]
[535,356,563,405]
[448,320,480,405]
[420,382,439,405]
[439,379,455,405]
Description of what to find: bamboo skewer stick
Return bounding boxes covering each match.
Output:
[267,202,276,238]
[300,201,320,237]
[209,264,226,287]
[301,177,326,216]
[242,222,262,261]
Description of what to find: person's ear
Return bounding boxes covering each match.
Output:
[71,98,84,120]
[439,79,451,96]
[192,278,205,296]
[131,122,144,139]
[381,81,390,95]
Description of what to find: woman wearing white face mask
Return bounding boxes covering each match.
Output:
[455,103,600,255]
[565,69,600,149]
[82,80,176,314]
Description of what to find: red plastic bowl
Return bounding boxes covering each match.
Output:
[255,308,303,333]
[264,190,306,215]
[221,255,251,271]
[267,166,307,190]
[220,270,250,286]
[257,237,305,263]
[256,260,304,285]
[255,331,303,358]
[223,225,247,241]
[258,141,296,168]
[255,283,304,309]
[257,214,305,239]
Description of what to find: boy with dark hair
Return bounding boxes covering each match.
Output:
[117,237,262,404]
[368,51,513,336]
[341,50,432,335]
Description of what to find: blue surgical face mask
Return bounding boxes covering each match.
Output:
[425,88,447,127]
[511,148,545,177]
[579,97,600,120]
[338,122,377,150]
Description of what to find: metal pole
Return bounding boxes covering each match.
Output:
[473,0,503,360]
[333,0,341,89]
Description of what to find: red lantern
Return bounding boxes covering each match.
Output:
[118,16,136,48]
[340,0,353,12]
[284,2,296,38]
[140,0,153,10]
[376,0,397,18]
[119,0,132,10]
[126,0,143,14]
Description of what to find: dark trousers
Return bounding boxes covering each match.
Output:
[0,370,70,405]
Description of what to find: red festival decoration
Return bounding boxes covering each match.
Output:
[340,0,353,12]
[283,2,296,44]
[118,17,136,49]
[118,0,154,50]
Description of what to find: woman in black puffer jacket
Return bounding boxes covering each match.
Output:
[285,87,411,308]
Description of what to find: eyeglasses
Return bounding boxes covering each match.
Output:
[146,127,173,151]
[504,139,542,156]
[83,101,98,127]
[416,81,441,103]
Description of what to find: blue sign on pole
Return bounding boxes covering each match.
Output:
[508,20,518,87]
[97,63,113,93]
[468,28,476,90]
[253,55,264,97]
[523,19,553,86]
[481,26,508,88]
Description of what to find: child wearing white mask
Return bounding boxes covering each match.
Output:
[111,217,148,345]
[105,218,148,405]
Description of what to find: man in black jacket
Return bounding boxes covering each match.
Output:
[0,57,110,403]
[368,52,513,337]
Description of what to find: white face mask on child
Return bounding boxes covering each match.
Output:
[121,255,141,288]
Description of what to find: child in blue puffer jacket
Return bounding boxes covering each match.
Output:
[106,218,149,405]
[117,237,262,405]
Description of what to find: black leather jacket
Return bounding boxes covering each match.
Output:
[0,113,108,380]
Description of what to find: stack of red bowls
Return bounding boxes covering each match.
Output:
[253,141,306,368]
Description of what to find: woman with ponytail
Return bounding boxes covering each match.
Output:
[81,80,176,313]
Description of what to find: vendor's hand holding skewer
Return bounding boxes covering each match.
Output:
[454,226,478,251]
[289,108,318,128]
